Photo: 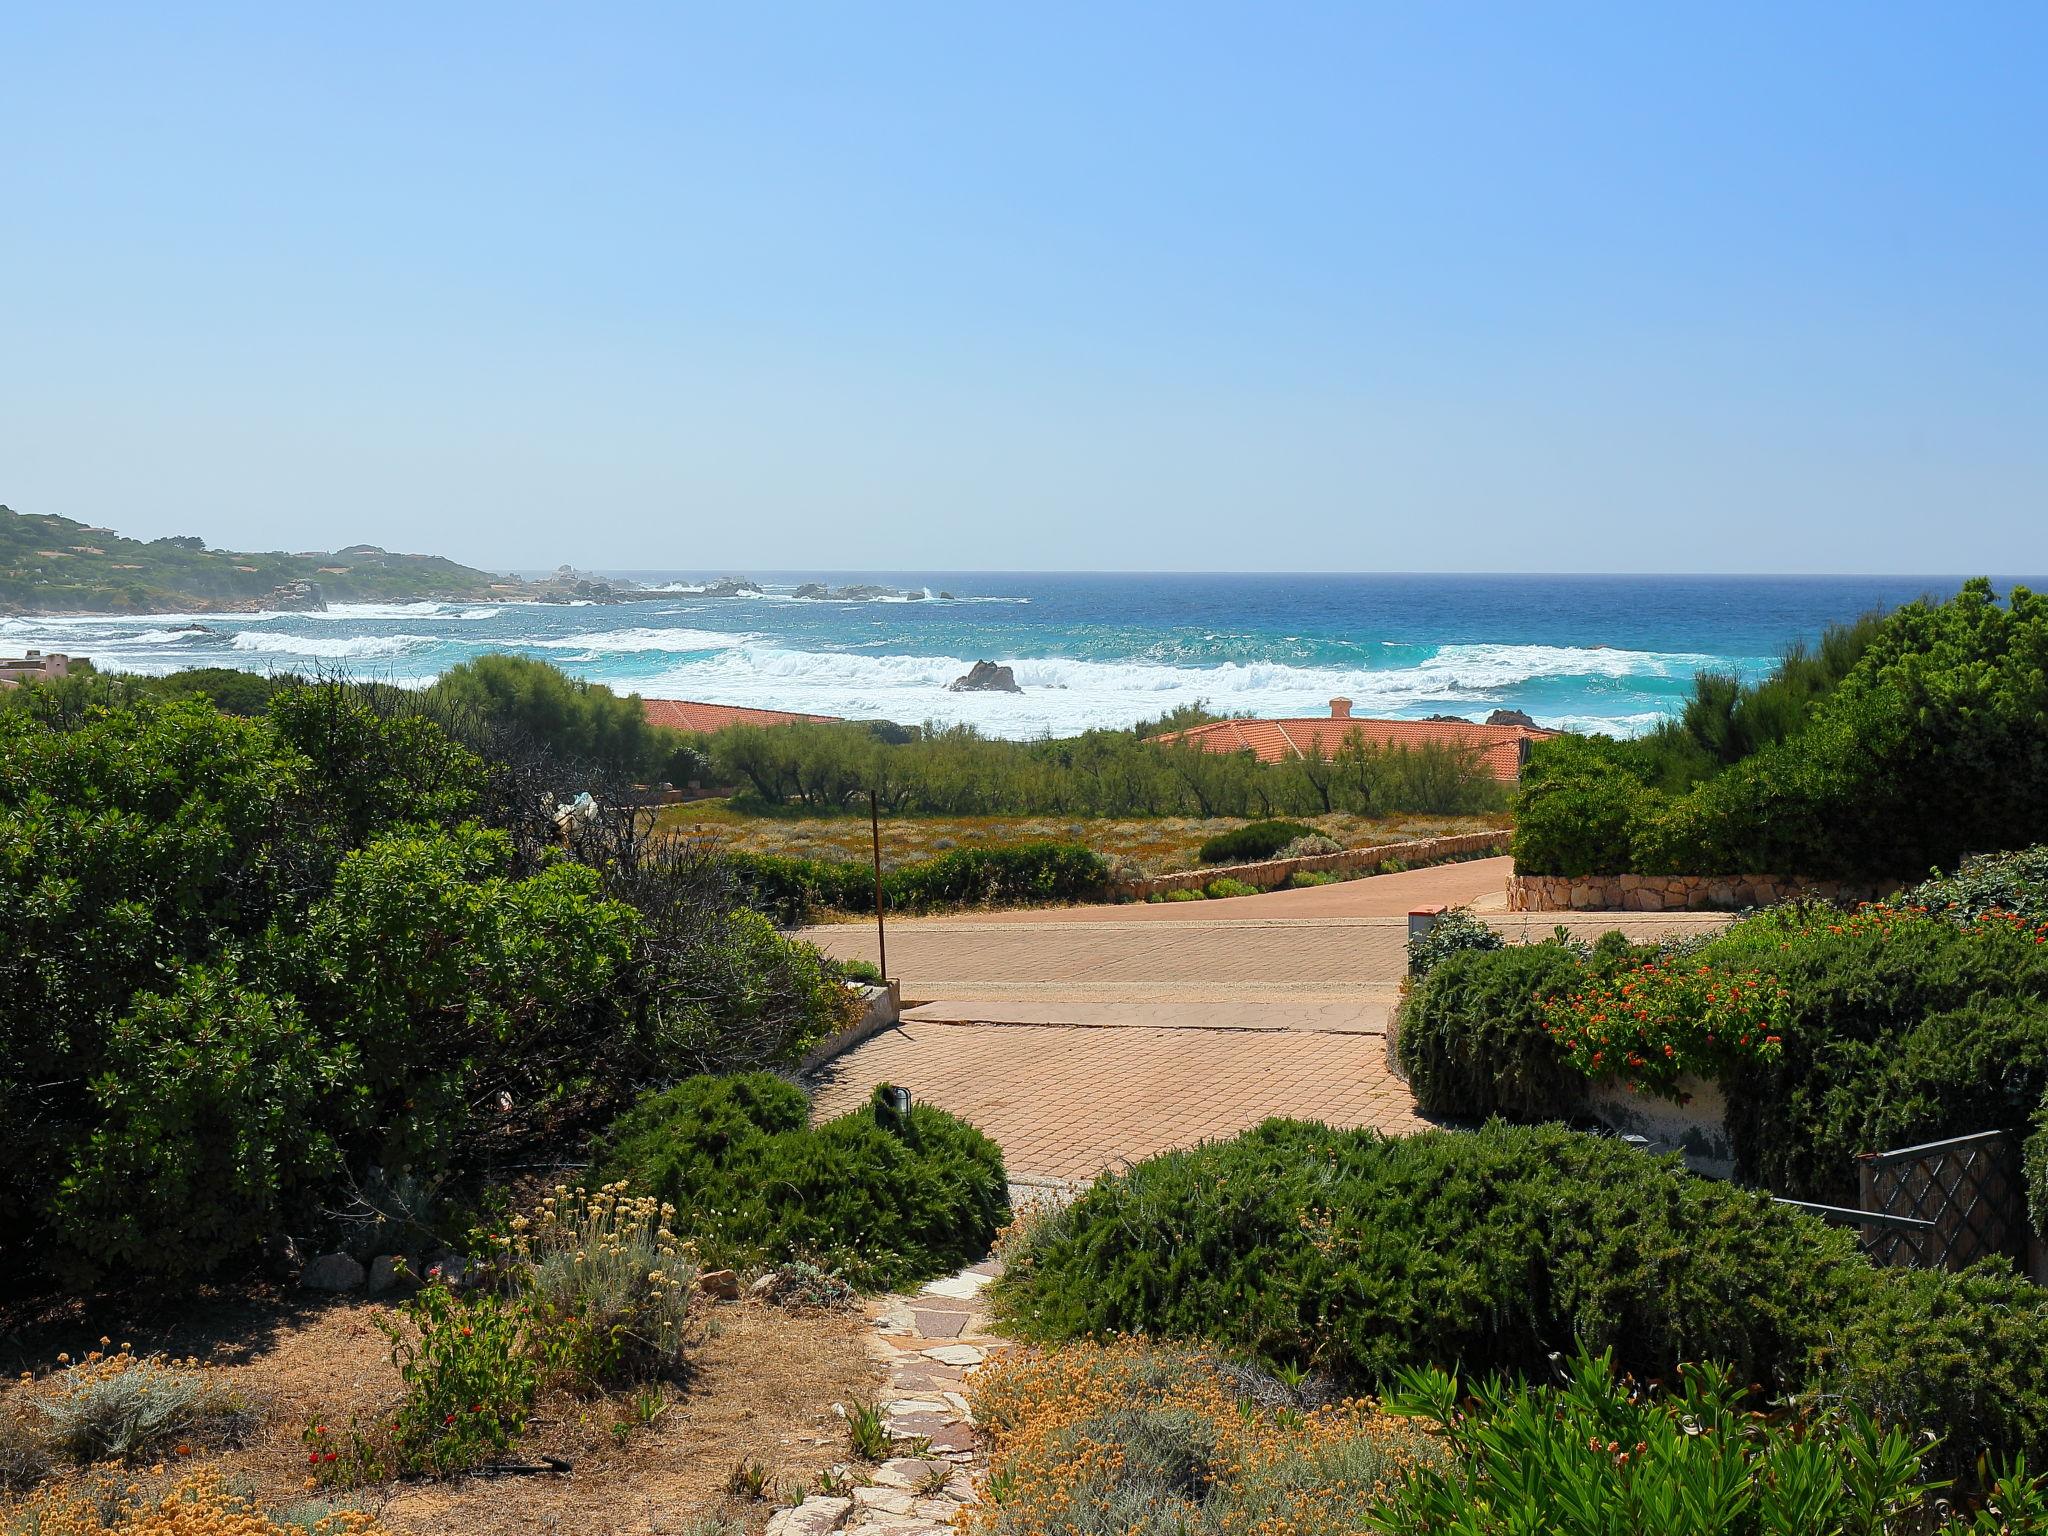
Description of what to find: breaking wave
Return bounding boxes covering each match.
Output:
[229,631,433,659]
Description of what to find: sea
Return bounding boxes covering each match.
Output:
[3,573,2036,740]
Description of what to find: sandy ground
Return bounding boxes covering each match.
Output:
[2,1286,876,1535]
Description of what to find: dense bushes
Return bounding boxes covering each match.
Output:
[424,652,699,783]
[1197,820,1315,864]
[707,717,1505,821]
[1515,580,2048,877]
[994,1119,2048,1470]
[1374,1349,2048,1534]
[1395,944,1589,1120]
[594,1073,1008,1289]
[1403,906,1504,978]
[0,685,862,1288]
[1895,844,2048,923]
[1397,900,2048,1208]
[725,840,1107,922]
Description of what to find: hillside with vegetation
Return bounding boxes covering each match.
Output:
[0,503,515,612]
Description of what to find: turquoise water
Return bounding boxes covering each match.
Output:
[5,573,2035,739]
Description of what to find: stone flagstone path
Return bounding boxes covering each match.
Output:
[767,1258,1010,1536]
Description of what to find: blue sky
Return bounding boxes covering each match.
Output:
[3,4,2043,573]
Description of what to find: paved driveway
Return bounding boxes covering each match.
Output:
[801,860,1730,1184]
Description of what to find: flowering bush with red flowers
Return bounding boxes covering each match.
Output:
[306,1275,540,1484]
[1541,961,1793,1097]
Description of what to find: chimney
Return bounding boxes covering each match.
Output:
[1329,697,1352,719]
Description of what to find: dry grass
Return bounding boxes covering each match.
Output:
[967,1339,1439,1536]
[1,1292,875,1536]
[660,805,1505,878]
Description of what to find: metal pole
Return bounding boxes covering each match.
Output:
[870,787,887,982]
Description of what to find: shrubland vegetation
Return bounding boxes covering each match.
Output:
[595,1074,1008,1289]
[1397,864,2048,1209]
[1373,1349,2048,1535]
[721,841,1110,924]
[994,1119,2048,1474]
[703,716,1506,820]
[1514,580,2048,877]
[968,1340,1437,1536]
[0,678,866,1291]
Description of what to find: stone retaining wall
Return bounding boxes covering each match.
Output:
[1112,829,1510,901]
[1508,871,1905,913]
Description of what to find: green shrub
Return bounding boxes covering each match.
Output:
[1398,902,2048,1207]
[1372,1347,2048,1534]
[1286,870,1338,889]
[1395,944,1588,1119]
[890,841,1107,911]
[1198,821,1316,865]
[313,1282,541,1483]
[1709,905,2048,1203]
[725,841,1107,923]
[1403,907,1504,978]
[1896,845,2048,924]
[595,1074,1008,1289]
[1513,581,2048,878]
[1203,877,1261,899]
[994,1118,2048,1469]
[1511,740,1649,877]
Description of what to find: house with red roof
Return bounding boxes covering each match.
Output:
[641,698,839,733]
[1154,698,1558,783]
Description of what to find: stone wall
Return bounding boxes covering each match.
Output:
[1508,871,1905,913]
[1113,829,1510,901]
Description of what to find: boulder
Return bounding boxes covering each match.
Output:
[1420,713,1472,723]
[792,583,830,600]
[697,1268,741,1301]
[300,1252,365,1292]
[365,1254,407,1296]
[947,660,1021,693]
[423,1250,469,1286]
[937,591,958,601]
[1485,708,1538,727]
[265,580,326,612]
[700,578,764,598]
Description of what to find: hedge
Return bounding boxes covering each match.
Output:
[1197,820,1316,865]
[993,1118,2048,1472]
[723,840,1107,924]
[1395,943,1589,1120]
[1513,580,2048,878]
[1395,903,2048,1210]
[593,1072,1008,1289]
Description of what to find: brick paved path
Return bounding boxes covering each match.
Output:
[802,862,1731,1184]
[808,1016,1427,1183]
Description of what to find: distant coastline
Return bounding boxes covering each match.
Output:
[12,571,2027,742]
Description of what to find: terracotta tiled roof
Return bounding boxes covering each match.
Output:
[1154,716,1559,782]
[642,699,838,733]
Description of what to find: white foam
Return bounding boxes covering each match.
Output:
[632,640,1712,738]
[532,626,748,655]
[229,631,432,659]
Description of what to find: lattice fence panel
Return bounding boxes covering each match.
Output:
[1857,1130,2025,1271]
